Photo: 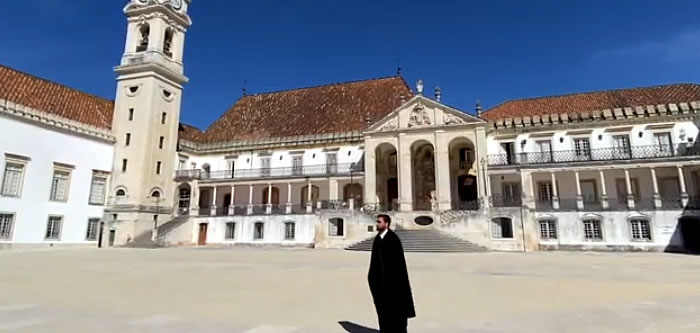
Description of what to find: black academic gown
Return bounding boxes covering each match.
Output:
[368,229,416,333]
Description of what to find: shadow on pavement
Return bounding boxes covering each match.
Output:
[338,321,379,333]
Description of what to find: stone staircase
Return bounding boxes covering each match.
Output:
[346,227,488,253]
[121,215,190,249]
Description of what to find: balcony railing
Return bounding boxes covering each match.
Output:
[488,144,700,166]
[490,195,522,208]
[175,163,363,181]
[534,196,687,212]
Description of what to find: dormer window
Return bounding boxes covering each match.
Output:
[163,28,174,58]
[136,24,150,52]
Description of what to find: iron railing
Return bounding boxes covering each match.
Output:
[490,195,521,208]
[533,196,686,212]
[175,163,364,181]
[456,200,481,211]
[488,144,700,166]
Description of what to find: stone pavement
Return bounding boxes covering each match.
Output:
[0,248,699,332]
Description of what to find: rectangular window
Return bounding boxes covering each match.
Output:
[125,133,131,146]
[128,108,134,121]
[161,112,167,125]
[260,158,271,177]
[88,172,108,205]
[292,156,303,176]
[49,169,71,202]
[613,135,631,157]
[630,219,652,241]
[0,213,14,240]
[501,142,516,165]
[178,159,186,171]
[491,218,514,239]
[539,220,557,240]
[538,182,554,202]
[225,222,236,240]
[284,222,295,240]
[122,159,128,172]
[329,218,344,237]
[1,161,26,197]
[654,132,673,156]
[326,153,338,174]
[254,223,264,240]
[583,219,603,241]
[159,136,164,149]
[615,178,640,204]
[45,216,62,240]
[536,140,553,163]
[580,180,598,203]
[156,161,162,175]
[502,183,520,204]
[85,218,99,241]
[574,138,591,160]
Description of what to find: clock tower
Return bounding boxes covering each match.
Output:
[105,0,192,246]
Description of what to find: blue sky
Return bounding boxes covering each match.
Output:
[2,0,700,129]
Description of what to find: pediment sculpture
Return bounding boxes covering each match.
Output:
[443,113,466,125]
[377,118,398,132]
[408,104,432,128]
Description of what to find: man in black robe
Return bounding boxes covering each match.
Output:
[368,214,416,333]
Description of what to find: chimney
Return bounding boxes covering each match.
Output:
[476,100,483,118]
[416,79,424,95]
[434,87,442,102]
[399,94,407,105]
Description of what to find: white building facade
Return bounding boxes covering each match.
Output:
[2,0,700,253]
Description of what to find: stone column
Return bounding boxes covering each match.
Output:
[190,182,200,216]
[210,186,217,216]
[228,185,235,215]
[329,178,339,201]
[266,183,272,214]
[651,168,662,208]
[599,170,608,209]
[521,170,535,210]
[679,166,689,206]
[363,140,377,209]
[247,184,253,215]
[434,130,451,211]
[624,169,635,209]
[306,178,313,213]
[575,171,584,210]
[286,182,292,214]
[398,133,413,212]
[551,172,560,210]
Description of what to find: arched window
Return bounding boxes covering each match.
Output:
[150,189,162,198]
[329,218,344,237]
[253,222,264,240]
[284,222,295,240]
[262,187,280,205]
[115,188,127,197]
[491,217,513,239]
[538,218,558,240]
[136,24,150,52]
[301,185,320,206]
[163,28,174,58]
[629,218,652,241]
[343,183,363,205]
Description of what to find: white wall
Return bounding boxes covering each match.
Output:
[195,215,316,246]
[0,116,113,245]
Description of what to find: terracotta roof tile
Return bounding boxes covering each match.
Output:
[197,76,412,143]
[0,65,114,129]
[178,123,204,142]
[482,83,700,121]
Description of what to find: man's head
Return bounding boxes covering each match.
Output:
[376,214,391,233]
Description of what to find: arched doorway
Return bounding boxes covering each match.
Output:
[301,185,320,206]
[449,137,478,210]
[679,216,700,253]
[177,183,191,215]
[262,187,280,205]
[375,143,398,211]
[412,140,436,211]
[343,183,363,205]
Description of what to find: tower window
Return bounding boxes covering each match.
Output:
[159,136,164,149]
[136,24,150,52]
[163,28,174,58]
[161,112,167,124]
[128,108,134,121]
[122,159,128,172]
[156,161,162,175]
[125,133,131,146]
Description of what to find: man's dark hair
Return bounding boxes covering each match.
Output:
[377,214,391,225]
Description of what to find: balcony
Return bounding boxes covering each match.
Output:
[175,163,364,181]
[534,196,687,212]
[488,144,700,167]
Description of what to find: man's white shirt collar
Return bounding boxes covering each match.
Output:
[380,229,389,239]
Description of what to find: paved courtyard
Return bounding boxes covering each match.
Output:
[0,248,699,332]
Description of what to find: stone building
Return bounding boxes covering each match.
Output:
[1,0,699,252]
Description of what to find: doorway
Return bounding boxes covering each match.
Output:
[679,216,700,253]
[223,193,232,213]
[387,177,398,210]
[457,175,478,202]
[108,230,116,247]
[198,223,208,246]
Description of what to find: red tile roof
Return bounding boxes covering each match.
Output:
[0,65,114,129]
[482,83,700,121]
[178,123,204,142]
[194,76,412,143]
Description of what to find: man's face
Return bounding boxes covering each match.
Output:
[376,216,388,232]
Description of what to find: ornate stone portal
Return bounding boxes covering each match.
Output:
[412,143,436,210]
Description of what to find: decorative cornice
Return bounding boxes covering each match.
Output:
[488,101,700,136]
[0,98,115,143]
